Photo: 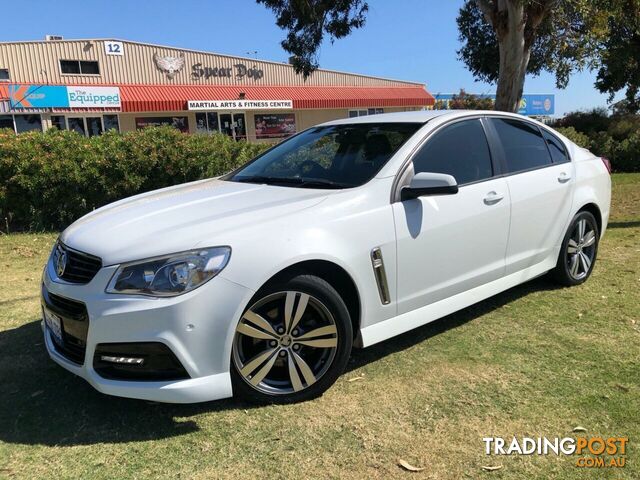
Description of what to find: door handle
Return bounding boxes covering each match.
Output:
[483,191,504,205]
[557,172,571,183]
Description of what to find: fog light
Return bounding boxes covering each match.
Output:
[100,355,144,365]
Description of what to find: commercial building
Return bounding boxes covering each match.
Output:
[0,37,434,141]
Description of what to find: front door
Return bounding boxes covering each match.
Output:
[393,118,511,314]
[219,112,246,141]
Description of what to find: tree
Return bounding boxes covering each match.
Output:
[448,89,495,110]
[594,0,640,113]
[457,0,604,112]
[257,0,368,77]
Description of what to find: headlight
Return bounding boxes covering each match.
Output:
[106,246,231,297]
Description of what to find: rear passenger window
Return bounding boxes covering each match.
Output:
[490,118,551,173]
[542,130,569,164]
[411,119,493,185]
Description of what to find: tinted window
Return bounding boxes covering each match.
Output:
[14,115,41,133]
[51,115,66,130]
[68,117,86,135]
[490,118,551,173]
[86,117,103,137]
[80,61,100,75]
[60,60,81,74]
[103,114,120,132]
[0,115,14,131]
[543,130,569,164]
[60,60,100,75]
[411,119,493,185]
[0,68,9,80]
[229,123,420,188]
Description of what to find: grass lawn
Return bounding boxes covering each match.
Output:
[0,174,638,479]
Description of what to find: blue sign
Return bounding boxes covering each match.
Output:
[9,84,121,109]
[9,85,69,108]
[518,94,554,116]
[433,93,555,116]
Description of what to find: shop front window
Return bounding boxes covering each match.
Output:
[51,115,66,130]
[135,116,189,133]
[86,117,103,137]
[349,108,384,118]
[0,115,14,131]
[68,117,86,135]
[103,115,119,132]
[14,115,42,133]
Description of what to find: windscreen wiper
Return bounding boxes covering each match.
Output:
[234,176,353,189]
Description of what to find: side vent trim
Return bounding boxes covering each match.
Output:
[371,247,391,305]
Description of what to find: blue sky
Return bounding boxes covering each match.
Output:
[2,0,616,115]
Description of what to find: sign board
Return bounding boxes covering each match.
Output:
[105,41,124,56]
[9,85,121,109]
[433,93,555,116]
[518,94,554,116]
[255,113,296,139]
[188,100,293,110]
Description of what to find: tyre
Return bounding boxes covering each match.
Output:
[551,211,599,286]
[231,274,353,404]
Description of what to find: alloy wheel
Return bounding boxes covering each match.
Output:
[232,291,339,395]
[566,218,596,280]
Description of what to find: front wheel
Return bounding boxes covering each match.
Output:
[551,211,599,286]
[231,274,353,404]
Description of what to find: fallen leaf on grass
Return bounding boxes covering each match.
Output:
[573,426,587,433]
[398,459,425,472]
[481,465,503,472]
[347,375,365,382]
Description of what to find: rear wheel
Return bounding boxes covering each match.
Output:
[551,211,599,286]
[231,274,352,404]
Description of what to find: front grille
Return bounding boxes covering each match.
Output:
[42,285,89,365]
[53,242,102,284]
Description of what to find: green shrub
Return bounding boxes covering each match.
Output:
[553,111,640,173]
[555,126,591,149]
[0,127,271,231]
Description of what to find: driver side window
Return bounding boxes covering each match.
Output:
[411,119,493,185]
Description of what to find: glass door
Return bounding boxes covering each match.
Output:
[219,112,246,141]
[233,113,246,141]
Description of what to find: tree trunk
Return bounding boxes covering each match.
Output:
[493,1,529,112]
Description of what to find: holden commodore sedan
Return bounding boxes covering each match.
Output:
[42,110,611,404]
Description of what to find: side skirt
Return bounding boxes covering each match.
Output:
[359,257,556,347]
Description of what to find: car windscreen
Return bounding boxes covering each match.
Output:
[226,123,421,189]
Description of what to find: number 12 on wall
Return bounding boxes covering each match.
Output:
[105,41,124,56]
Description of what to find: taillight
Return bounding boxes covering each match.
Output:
[601,157,612,174]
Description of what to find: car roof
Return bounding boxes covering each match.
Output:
[318,109,527,126]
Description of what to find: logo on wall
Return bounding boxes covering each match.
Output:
[153,53,186,80]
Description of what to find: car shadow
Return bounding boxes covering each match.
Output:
[0,276,560,447]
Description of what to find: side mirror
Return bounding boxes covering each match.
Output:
[400,172,458,201]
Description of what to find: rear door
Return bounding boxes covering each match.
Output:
[393,118,511,314]
[486,118,574,275]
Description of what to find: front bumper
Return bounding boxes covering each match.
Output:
[42,259,254,403]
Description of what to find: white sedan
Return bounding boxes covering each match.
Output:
[42,110,611,404]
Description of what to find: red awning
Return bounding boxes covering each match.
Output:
[118,85,434,112]
[1,84,435,112]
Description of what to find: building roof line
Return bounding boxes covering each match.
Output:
[0,38,426,87]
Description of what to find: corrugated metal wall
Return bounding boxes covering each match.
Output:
[0,39,423,88]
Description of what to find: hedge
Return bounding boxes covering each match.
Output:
[0,127,271,232]
[552,110,640,173]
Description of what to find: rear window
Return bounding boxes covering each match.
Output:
[543,130,570,164]
[489,118,551,174]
